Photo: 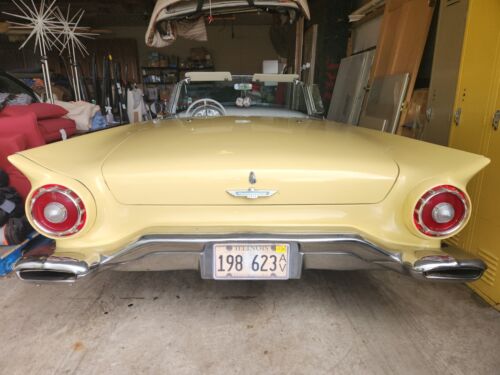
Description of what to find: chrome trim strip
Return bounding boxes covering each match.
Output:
[100,234,403,267]
[13,234,486,283]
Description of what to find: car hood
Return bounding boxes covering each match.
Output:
[101,117,399,205]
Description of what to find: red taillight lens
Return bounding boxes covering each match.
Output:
[414,185,469,237]
[30,184,86,237]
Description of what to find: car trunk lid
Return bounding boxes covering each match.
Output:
[101,117,399,205]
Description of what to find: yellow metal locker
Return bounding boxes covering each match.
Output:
[422,0,468,146]
[448,0,500,309]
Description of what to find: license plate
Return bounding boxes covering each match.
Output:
[213,243,289,280]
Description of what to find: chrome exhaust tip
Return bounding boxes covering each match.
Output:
[410,255,486,281]
[14,256,90,283]
[420,265,484,281]
[17,270,78,282]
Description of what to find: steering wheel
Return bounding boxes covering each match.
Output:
[186,98,226,118]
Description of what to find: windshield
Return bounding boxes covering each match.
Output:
[173,75,311,118]
[0,73,37,103]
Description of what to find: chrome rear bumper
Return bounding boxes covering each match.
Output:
[13,234,486,283]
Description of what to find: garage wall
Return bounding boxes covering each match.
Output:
[109,24,280,74]
[308,0,352,110]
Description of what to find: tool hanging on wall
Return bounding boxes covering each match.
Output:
[109,55,119,116]
[114,62,129,125]
[91,53,100,105]
[102,54,113,122]
[101,55,108,112]
[60,55,76,97]
[124,63,132,120]
[124,64,133,91]
[77,61,88,102]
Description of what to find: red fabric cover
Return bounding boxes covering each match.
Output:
[0,134,31,200]
[0,134,26,169]
[3,167,31,200]
[1,103,68,120]
[38,117,76,142]
[0,112,45,148]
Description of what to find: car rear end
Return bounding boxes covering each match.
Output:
[7,119,490,283]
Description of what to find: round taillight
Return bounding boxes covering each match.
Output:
[414,185,469,237]
[30,184,86,237]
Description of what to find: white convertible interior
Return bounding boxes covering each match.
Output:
[172,72,317,118]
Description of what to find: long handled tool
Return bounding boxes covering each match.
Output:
[114,62,129,124]
[60,55,76,100]
[76,61,88,102]
[101,54,112,115]
[101,54,114,123]
[91,53,100,105]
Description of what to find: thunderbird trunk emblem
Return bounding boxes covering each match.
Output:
[227,172,277,199]
[227,188,277,199]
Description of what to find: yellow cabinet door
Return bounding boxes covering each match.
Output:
[468,38,500,308]
[448,0,500,308]
[422,0,468,146]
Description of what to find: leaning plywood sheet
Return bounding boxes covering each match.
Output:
[351,15,383,54]
[370,0,435,132]
[327,49,375,125]
[359,73,410,133]
[146,0,310,48]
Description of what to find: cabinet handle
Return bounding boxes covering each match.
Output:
[454,108,462,126]
[426,107,433,121]
[493,110,500,131]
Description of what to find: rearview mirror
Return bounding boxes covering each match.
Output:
[234,83,252,91]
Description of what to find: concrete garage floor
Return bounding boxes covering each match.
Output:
[0,270,499,375]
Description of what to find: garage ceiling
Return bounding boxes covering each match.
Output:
[0,0,157,27]
[0,0,286,27]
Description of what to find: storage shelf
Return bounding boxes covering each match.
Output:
[141,66,215,85]
[141,66,178,70]
[143,82,177,85]
[178,67,214,71]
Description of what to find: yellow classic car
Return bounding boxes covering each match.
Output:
[9,73,490,283]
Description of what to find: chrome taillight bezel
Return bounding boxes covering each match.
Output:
[413,185,469,237]
[30,184,86,237]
